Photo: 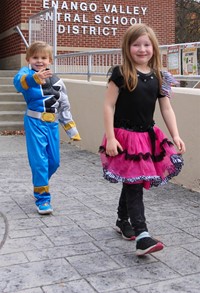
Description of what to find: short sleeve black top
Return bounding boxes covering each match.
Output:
[109,66,164,128]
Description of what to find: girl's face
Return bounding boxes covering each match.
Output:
[130,34,153,67]
[27,52,51,71]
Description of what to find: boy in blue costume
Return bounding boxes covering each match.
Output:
[13,41,81,215]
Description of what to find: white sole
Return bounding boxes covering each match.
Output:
[136,242,164,256]
[37,208,53,215]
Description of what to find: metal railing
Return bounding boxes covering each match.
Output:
[14,26,29,48]
[29,6,57,72]
[55,46,200,86]
[55,49,122,81]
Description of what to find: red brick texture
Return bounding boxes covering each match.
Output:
[0,0,175,59]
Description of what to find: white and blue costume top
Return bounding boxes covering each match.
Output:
[13,66,81,140]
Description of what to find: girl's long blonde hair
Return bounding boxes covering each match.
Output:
[121,24,162,91]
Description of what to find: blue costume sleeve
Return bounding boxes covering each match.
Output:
[13,67,43,93]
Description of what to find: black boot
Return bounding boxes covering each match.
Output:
[115,186,135,240]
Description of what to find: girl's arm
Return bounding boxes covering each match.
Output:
[158,96,186,154]
[104,81,123,156]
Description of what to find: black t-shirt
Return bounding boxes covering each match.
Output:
[109,66,164,128]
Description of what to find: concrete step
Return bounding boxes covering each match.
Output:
[0,111,25,122]
[0,77,14,85]
[0,101,26,111]
[0,93,24,102]
[0,70,18,77]
[0,85,16,93]
[0,71,25,131]
[0,121,24,131]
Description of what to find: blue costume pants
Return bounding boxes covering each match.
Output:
[24,115,60,206]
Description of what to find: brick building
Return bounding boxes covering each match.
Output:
[0,0,176,69]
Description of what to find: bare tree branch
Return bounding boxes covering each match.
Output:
[176,0,200,42]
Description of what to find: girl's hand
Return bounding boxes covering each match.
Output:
[106,138,123,157]
[173,136,186,154]
[35,69,53,84]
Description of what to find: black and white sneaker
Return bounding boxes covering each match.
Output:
[115,219,136,240]
[136,237,164,256]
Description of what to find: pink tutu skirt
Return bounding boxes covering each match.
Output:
[99,126,184,190]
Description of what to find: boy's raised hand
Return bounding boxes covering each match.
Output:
[35,68,53,84]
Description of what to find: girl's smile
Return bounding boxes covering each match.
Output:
[130,34,153,70]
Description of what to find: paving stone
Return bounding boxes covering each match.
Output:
[54,203,92,216]
[9,228,45,239]
[182,241,200,257]
[68,216,112,230]
[108,289,138,293]
[145,207,192,222]
[181,225,200,239]
[10,288,43,293]
[41,226,93,246]
[25,242,100,262]
[86,263,179,292]
[155,231,199,247]
[133,273,200,293]
[94,238,136,255]
[86,226,119,241]
[39,215,77,228]
[153,246,200,275]
[0,201,25,215]
[0,135,200,293]
[146,219,182,235]
[109,252,157,268]
[67,251,120,275]
[0,235,54,254]
[9,218,46,230]
[166,215,200,229]
[0,259,80,292]
[43,279,97,293]
[0,252,28,267]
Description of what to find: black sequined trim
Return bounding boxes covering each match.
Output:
[99,138,174,163]
[102,154,184,187]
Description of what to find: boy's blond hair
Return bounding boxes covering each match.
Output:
[26,41,53,62]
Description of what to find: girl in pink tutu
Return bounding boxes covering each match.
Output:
[99,24,186,256]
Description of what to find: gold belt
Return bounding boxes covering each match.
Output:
[41,112,56,122]
[26,109,57,122]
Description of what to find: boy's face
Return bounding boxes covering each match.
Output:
[27,52,52,71]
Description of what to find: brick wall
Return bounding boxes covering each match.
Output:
[0,0,175,67]
[55,0,176,49]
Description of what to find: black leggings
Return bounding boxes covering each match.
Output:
[117,183,148,236]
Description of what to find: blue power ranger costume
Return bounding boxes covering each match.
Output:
[13,66,81,207]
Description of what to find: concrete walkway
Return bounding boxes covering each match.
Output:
[0,135,200,293]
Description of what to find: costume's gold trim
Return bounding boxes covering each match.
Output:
[72,133,81,141]
[33,73,43,84]
[63,121,76,131]
[20,75,29,90]
[34,185,49,194]
[41,112,56,122]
